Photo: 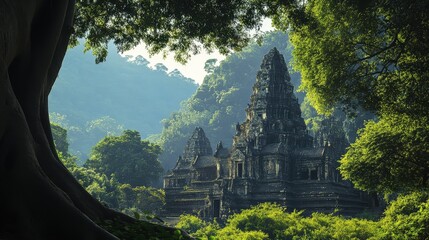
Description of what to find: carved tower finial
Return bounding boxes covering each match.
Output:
[182,127,213,163]
[234,48,309,149]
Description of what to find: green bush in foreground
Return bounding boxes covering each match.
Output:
[176,198,429,240]
[378,192,429,240]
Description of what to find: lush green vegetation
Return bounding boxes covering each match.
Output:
[53,125,165,217]
[51,125,193,239]
[49,43,197,162]
[85,130,163,187]
[50,114,126,164]
[176,200,429,240]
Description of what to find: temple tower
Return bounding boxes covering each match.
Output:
[231,48,312,180]
[182,127,213,164]
[234,48,311,150]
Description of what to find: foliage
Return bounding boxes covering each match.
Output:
[50,114,125,163]
[86,130,163,187]
[301,98,374,144]
[378,192,429,240]
[176,215,209,235]
[119,184,166,216]
[51,123,69,155]
[72,0,272,63]
[86,116,126,137]
[226,203,289,239]
[176,203,378,240]
[72,165,123,208]
[276,0,429,116]
[204,59,218,74]
[216,228,268,240]
[340,114,429,193]
[57,151,79,170]
[176,214,267,240]
[52,124,165,215]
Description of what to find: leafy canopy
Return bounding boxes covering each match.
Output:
[176,199,429,240]
[52,124,166,216]
[51,123,69,155]
[176,202,378,240]
[86,130,163,187]
[72,0,280,63]
[276,0,429,116]
[340,114,429,193]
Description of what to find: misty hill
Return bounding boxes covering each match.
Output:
[49,44,198,161]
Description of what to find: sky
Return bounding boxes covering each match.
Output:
[124,47,224,85]
[124,19,273,85]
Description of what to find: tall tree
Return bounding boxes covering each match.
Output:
[86,130,163,187]
[0,0,275,238]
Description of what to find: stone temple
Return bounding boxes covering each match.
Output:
[163,48,373,219]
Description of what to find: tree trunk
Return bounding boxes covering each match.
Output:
[0,1,131,239]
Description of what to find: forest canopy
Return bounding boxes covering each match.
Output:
[72,0,273,63]
[86,130,163,187]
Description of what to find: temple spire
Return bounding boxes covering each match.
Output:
[235,48,309,148]
[182,127,212,163]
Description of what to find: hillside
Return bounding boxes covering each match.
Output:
[49,43,198,161]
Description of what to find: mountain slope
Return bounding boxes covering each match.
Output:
[49,44,197,160]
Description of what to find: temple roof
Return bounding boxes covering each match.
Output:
[174,156,193,170]
[193,156,218,168]
[182,127,213,162]
[260,47,288,75]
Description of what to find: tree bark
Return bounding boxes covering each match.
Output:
[0,0,131,239]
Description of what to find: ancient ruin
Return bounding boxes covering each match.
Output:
[163,48,372,219]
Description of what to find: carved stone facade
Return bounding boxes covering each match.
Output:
[163,48,372,219]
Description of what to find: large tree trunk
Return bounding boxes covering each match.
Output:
[0,1,132,239]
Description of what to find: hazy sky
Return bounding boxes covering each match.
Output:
[124,19,273,85]
[124,47,224,85]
